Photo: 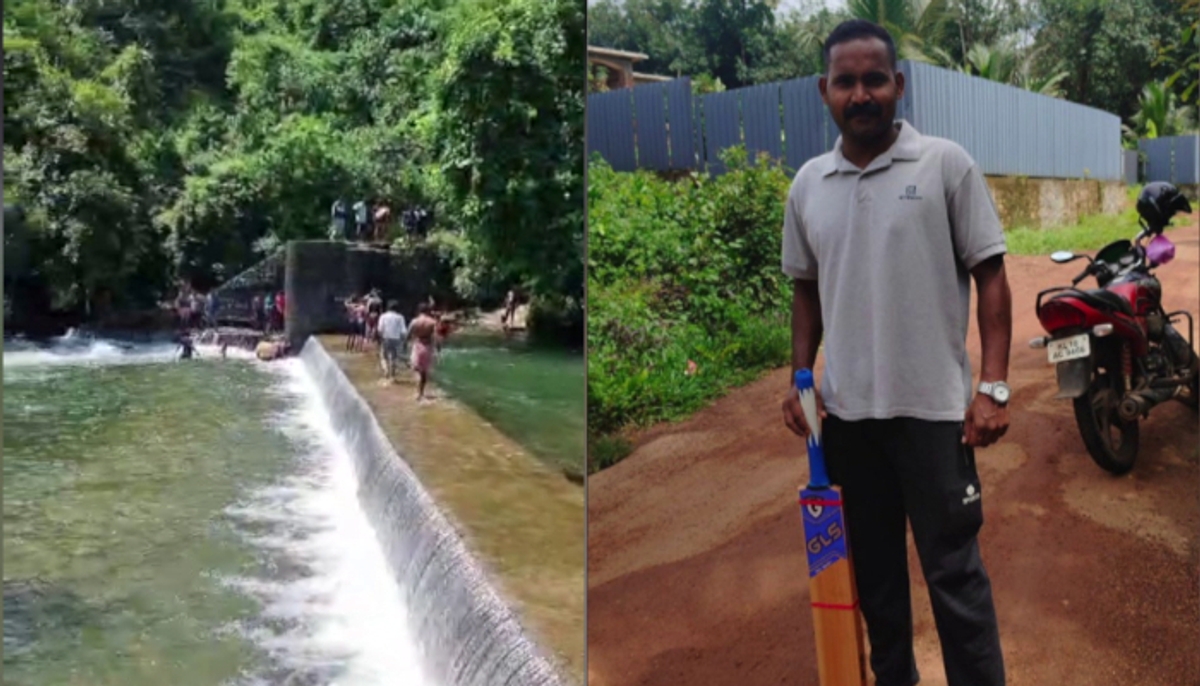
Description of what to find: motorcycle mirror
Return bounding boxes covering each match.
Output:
[1050,251,1077,264]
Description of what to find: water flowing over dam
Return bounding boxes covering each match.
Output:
[3,334,569,686]
[298,339,569,686]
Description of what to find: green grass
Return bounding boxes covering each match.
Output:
[1005,185,1192,256]
[587,432,633,474]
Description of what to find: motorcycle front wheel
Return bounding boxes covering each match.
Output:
[1072,344,1139,475]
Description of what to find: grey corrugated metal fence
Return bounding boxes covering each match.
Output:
[588,60,1123,181]
[1139,135,1200,185]
[1123,150,1140,185]
[903,61,1120,180]
[587,78,695,171]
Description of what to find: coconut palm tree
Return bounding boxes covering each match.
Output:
[1127,81,1197,140]
[956,40,1069,98]
[845,0,955,64]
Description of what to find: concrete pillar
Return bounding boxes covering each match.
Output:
[285,240,348,350]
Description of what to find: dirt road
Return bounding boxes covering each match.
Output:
[587,222,1200,686]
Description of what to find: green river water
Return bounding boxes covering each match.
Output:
[2,339,428,685]
[434,331,585,476]
[2,330,582,685]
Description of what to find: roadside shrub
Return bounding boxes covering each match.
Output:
[587,148,793,451]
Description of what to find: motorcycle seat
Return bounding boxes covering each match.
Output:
[1059,288,1134,316]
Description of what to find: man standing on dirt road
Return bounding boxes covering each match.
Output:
[780,20,1013,686]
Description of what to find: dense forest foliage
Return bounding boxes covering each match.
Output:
[587,149,793,470]
[4,0,584,337]
[588,0,1198,134]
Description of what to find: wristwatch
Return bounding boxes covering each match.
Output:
[978,380,1011,405]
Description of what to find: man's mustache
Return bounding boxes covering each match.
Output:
[845,102,883,119]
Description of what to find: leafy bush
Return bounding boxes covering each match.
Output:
[587,148,793,451]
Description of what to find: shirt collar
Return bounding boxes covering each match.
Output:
[821,119,922,176]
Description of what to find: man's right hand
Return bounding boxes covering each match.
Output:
[782,386,826,439]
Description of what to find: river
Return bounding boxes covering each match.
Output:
[2,337,437,686]
[424,330,585,477]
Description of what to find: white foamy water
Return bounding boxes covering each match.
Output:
[4,336,437,685]
[3,337,260,374]
[221,358,438,686]
[3,340,175,368]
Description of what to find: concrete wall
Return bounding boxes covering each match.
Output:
[984,176,1127,231]
[284,241,457,349]
[299,339,570,686]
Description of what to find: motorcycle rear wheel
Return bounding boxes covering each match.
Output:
[1072,350,1139,475]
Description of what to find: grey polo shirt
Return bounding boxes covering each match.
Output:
[782,120,1006,422]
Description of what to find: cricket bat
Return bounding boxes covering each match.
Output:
[796,368,866,686]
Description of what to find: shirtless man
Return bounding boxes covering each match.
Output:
[364,289,383,350]
[255,336,290,361]
[408,303,438,401]
[344,295,365,352]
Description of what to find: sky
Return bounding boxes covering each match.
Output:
[780,0,847,12]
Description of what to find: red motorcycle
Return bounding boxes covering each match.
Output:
[1031,182,1197,475]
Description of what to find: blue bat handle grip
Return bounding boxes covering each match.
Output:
[795,369,831,489]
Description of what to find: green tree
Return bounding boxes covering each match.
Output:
[1028,0,1182,121]
[1151,0,1198,110]
[4,0,585,336]
[431,0,585,305]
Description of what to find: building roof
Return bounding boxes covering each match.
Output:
[633,72,674,83]
[587,45,649,62]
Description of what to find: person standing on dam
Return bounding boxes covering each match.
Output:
[353,199,369,242]
[377,300,408,382]
[407,302,438,402]
[330,198,348,240]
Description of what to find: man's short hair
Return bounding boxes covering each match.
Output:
[387,300,399,311]
[823,20,897,72]
[418,302,431,315]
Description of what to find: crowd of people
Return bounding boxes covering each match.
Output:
[249,290,287,334]
[329,198,391,243]
[342,289,455,401]
[173,288,220,329]
[170,280,461,385]
[328,198,434,244]
[170,283,291,362]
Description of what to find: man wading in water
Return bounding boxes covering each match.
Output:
[177,330,198,360]
[407,303,438,402]
[780,20,1013,686]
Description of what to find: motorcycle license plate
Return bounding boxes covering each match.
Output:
[1047,334,1090,364]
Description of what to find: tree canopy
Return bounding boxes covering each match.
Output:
[4,0,583,327]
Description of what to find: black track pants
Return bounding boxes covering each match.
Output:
[822,415,1006,686]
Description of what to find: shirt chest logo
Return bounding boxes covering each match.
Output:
[899,185,923,201]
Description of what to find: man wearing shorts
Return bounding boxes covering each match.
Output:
[779,20,1012,686]
[407,303,438,401]
[377,300,408,381]
[344,295,365,352]
[364,290,382,350]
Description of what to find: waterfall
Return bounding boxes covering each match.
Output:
[298,339,569,686]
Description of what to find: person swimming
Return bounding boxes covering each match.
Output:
[255,336,291,361]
